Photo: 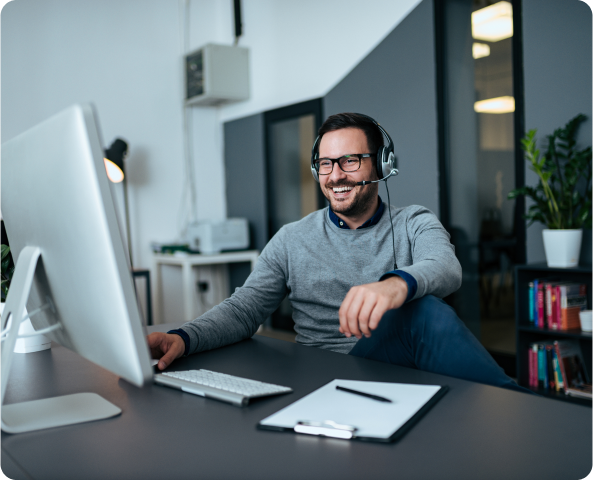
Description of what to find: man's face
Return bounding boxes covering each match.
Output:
[318,128,379,219]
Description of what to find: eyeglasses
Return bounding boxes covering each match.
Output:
[313,154,375,175]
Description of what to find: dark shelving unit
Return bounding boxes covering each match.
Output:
[515,263,592,406]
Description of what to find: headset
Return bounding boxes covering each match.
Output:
[310,113,400,270]
[310,113,399,184]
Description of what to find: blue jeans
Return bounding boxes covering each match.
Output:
[348,295,531,394]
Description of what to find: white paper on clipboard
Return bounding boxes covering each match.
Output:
[259,379,443,440]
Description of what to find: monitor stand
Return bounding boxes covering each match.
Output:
[1,246,122,434]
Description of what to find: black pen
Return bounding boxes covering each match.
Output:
[336,386,392,403]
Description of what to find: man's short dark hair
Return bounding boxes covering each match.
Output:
[317,113,384,155]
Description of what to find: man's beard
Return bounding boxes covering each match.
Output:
[322,181,379,218]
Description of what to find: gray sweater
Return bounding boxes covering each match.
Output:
[179,204,461,355]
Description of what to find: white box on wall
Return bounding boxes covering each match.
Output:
[185,44,250,107]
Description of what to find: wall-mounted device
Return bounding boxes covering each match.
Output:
[185,44,249,107]
[187,218,249,254]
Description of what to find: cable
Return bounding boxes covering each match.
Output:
[0,303,59,342]
[177,0,199,242]
[385,181,398,270]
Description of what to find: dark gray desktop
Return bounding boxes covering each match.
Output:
[2,321,591,480]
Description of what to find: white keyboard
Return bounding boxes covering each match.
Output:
[154,369,292,406]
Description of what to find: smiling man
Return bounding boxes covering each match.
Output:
[148,112,527,393]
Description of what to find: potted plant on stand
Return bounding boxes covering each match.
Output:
[508,114,592,267]
[1,243,51,352]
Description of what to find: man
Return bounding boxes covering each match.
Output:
[148,113,524,393]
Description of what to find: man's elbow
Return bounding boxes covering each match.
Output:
[449,262,462,294]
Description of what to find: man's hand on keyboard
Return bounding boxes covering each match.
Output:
[147,333,185,371]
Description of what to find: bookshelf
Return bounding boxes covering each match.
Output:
[515,263,592,405]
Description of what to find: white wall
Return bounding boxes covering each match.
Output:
[1,0,420,275]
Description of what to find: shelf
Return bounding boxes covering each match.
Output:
[515,264,592,405]
[516,263,593,274]
[526,385,592,407]
[517,325,592,340]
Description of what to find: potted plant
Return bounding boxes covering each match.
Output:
[508,114,592,267]
[1,243,51,352]
[1,244,15,302]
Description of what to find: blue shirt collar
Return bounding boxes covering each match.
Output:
[328,196,384,230]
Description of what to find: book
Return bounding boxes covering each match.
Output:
[545,345,555,390]
[528,282,535,325]
[553,284,562,330]
[533,280,539,327]
[538,344,547,388]
[528,344,538,388]
[545,283,553,329]
[552,348,564,392]
[558,283,587,330]
[553,340,591,398]
[544,281,562,329]
[537,282,545,328]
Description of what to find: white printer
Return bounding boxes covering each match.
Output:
[187,218,249,254]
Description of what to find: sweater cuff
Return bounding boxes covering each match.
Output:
[167,329,190,357]
[379,270,418,303]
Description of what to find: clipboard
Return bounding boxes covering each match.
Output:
[258,379,448,443]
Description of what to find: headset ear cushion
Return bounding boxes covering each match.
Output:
[376,146,386,176]
[311,166,319,183]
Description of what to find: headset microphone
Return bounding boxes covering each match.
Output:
[356,168,399,186]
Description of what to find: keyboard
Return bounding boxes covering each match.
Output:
[154,369,292,406]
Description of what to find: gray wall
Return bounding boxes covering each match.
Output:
[522,0,592,263]
[224,113,267,292]
[224,113,268,251]
[323,0,439,216]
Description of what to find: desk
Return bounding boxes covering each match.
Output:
[2,324,591,480]
[153,250,259,324]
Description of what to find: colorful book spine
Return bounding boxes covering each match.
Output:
[552,349,564,392]
[528,282,534,325]
[538,344,546,388]
[552,285,561,330]
[545,283,553,329]
[537,282,545,328]
[528,344,536,387]
[546,345,555,390]
[533,280,539,327]
[559,284,587,330]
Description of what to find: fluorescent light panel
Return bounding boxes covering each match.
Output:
[472,1,513,42]
[474,96,515,114]
[473,43,490,59]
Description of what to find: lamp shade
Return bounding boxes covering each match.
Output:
[104,138,128,183]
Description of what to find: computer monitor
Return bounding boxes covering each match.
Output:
[1,104,153,433]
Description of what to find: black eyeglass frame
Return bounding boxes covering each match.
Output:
[313,153,376,175]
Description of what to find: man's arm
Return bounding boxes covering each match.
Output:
[147,231,290,369]
[339,206,461,338]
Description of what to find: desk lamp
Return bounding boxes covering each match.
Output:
[104,139,133,268]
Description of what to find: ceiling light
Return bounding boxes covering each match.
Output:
[474,96,515,114]
[473,43,490,59]
[472,1,513,42]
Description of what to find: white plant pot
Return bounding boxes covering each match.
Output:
[0,303,51,353]
[542,229,583,268]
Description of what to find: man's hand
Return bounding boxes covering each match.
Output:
[339,276,408,339]
[147,332,186,371]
